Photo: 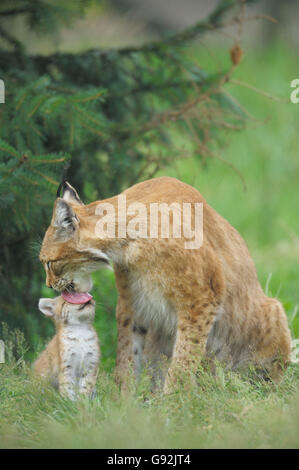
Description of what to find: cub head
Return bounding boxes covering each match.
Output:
[38,296,96,325]
[39,181,109,293]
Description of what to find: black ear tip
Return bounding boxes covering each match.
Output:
[56,160,71,198]
[56,180,67,197]
[56,181,69,198]
[56,181,64,198]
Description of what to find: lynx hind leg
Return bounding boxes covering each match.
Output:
[253,298,292,380]
[33,336,59,389]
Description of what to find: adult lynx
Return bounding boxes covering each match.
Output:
[39,177,291,390]
[34,295,100,399]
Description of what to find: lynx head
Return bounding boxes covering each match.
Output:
[38,296,96,326]
[39,181,109,294]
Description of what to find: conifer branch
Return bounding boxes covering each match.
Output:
[0,8,32,17]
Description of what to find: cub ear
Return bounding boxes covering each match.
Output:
[61,181,83,205]
[52,199,79,236]
[38,298,55,317]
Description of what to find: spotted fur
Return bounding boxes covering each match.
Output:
[33,296,100,400]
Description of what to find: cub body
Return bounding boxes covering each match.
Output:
[34,296,100,400]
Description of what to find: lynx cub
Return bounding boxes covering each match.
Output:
[34,296,100,400]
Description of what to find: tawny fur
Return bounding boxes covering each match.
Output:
[34,296,100,399]
[39,177,291,391]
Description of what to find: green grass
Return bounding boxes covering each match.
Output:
[1,350,299,449]
[1,42,299,448]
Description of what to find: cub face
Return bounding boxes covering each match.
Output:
[39,182,109,293]
[38,296,96,325]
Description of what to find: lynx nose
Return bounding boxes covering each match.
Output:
[46,278,53,289]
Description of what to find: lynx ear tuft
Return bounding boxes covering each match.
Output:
[62,181,83,205]
[38,298,55,317]
[52,199,79,235]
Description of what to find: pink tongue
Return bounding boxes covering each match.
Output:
[61,291,93,305]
